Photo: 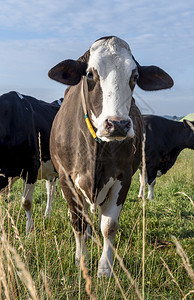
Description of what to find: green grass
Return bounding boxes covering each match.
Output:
[0,149,193,299]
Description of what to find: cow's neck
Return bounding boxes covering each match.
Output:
[81,77,102,144]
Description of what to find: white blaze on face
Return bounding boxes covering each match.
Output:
[88,37,136,141]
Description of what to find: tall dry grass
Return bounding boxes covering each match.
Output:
[0,149,193,299]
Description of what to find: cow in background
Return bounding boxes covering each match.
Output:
[48,36,173,277]
[138,115,194,199]
[0,91,62,234]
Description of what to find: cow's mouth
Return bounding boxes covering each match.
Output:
[97,117,134,142]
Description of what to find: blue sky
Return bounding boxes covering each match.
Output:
[0,0,193,116]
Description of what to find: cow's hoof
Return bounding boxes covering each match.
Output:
[147,196,154,200]
[44,211,52,219]
[97,267,112,278]
[26,222,34,235]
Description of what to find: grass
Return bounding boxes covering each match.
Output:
[0,149,193,299]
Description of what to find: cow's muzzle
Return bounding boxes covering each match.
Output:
[104,117,132,138]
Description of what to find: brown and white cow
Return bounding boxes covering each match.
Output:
[48,36,173,277]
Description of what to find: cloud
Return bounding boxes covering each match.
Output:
[0,1,70,32]
[0,0,193,115]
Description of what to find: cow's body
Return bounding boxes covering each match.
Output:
[0,91,61,233]
[49,36,173,277]
[138,115,194,199]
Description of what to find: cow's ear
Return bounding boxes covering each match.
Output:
[48,59,87,85]
[137,65,174,91]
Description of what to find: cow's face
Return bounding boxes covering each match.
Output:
[86,37,137,141]
[48,36,173,142]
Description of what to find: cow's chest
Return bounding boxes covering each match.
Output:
[73,140,133,206]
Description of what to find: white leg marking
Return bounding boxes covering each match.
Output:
[21,181,35,235]
[98,180,122,277]
[138,169,148,198]
[44,179,56,218]
[147,179,156,200]
[73,229,89,266]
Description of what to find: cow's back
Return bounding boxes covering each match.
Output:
[0,92,31,146]
[22,94,60,161]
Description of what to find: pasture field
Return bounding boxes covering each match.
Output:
[0,149,193,299]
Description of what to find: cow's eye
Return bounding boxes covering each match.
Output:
[86,71,94,80]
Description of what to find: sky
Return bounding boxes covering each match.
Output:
[0,0,193,117]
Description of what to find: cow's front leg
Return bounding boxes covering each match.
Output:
[21,181,35,235]
[73,228,89,266]
[60,177,89,266]
[73,201,90,264]
[98,180,123,277]
[147,178,156,200]
[138,167,148,198]
[44,178,56,218]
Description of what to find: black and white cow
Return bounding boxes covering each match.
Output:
[0,91,62,234]
[48,36,173,277]
[138,115,194,199]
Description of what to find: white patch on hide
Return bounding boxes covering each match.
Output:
[98,179,123,277]
[147,179,156,200]
[75,174,92,207]
[96,177,115,206]
[37,160,57,181]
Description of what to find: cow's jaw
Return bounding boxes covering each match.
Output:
[88,37,136,142]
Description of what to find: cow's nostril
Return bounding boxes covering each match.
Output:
[123,120,131,130]
[104,119,114,133]
[103,118,132,137]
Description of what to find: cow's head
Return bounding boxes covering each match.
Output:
[49,36,173,142]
